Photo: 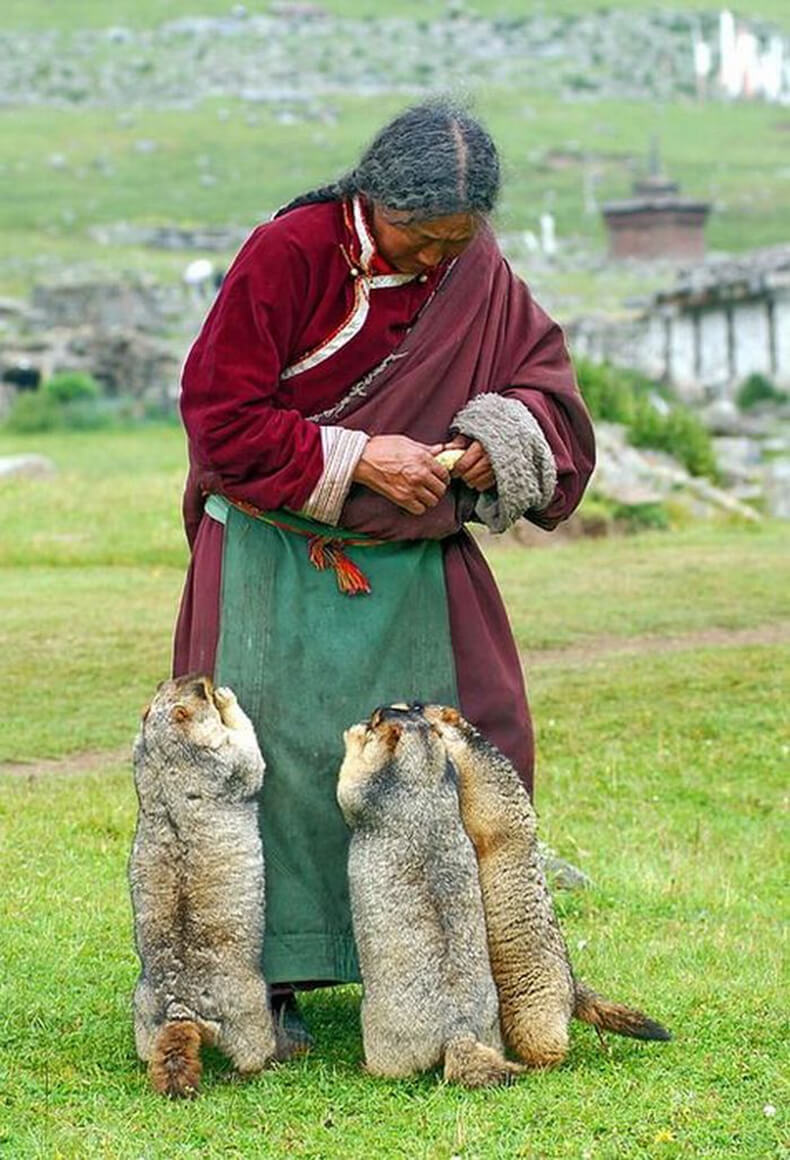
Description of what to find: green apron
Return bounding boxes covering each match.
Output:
[208,496,459,983]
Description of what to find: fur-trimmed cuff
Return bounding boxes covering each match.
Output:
[301,426,369,526]
[452,394,557,533]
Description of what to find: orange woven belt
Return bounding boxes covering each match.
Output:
[232,500,385,596]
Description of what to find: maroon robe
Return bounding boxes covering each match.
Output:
[174,197,595,794]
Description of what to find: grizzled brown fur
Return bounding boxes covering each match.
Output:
[424,706,671,1067]
[337,706,522,1087]
[129,675,278,1097]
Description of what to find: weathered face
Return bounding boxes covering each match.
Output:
[370,205,479,275]
[337,703,451,827]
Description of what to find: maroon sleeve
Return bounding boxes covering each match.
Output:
[502,290,595,530]
[180,226,323,514]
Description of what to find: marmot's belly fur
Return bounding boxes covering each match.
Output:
[425,706,671,1068]
[129,676,277,1097]
[338,706,522,1087]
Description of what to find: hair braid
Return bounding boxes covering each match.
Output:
[275,99,499,222]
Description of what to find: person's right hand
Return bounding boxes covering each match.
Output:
[352,435,449,515]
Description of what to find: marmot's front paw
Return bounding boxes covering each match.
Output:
[214,686,241,727]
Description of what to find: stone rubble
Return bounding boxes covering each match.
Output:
[592,420,767,521]
[0,8,778,110]
[1,274,788,517]
[0,453,57,481]
[0,278,187,408]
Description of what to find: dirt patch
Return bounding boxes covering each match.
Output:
[0,745,129,780]
[523,621,790,670]
[3,622,787,778]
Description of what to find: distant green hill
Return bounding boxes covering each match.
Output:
[0,3,787,311]
[4,1,789,31]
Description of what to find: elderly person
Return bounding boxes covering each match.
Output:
[173,100,594,1041]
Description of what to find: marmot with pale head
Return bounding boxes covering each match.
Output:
[337,704,522,1087]
[129,674,278,1097]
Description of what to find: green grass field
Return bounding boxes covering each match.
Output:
[2,93,787,307]
[1,2,789,307]
[4,1,790,30]
[0,426,788,1158]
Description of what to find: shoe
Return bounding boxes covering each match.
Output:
[271,991,314,1055]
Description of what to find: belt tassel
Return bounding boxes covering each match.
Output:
[307,535,372,596]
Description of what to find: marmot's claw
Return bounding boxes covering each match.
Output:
[213,686,236,707]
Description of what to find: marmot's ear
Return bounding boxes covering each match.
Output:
[191,678,211,701]
[171,705,192,724]
[439,707,462,726]
[381,721,403,751]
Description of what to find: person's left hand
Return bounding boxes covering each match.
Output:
[431,435,495,492]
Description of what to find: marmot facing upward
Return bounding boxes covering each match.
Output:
[424,706,671,1068]
[129,675,277,1097]
[337,705,522,1087]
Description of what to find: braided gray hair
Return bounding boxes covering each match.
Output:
[275,99,500,222]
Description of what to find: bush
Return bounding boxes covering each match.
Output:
[1,387,178,434]
[60,397,113,430]
[612,500,670,533]
[736,373,788,411]
[576,358,635,424]
[577,359,718,480]
[3,391,63,433]
[44,371,100,405]
[630,397,718,479]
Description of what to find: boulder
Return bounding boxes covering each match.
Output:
[62,329,180,400]
[0,454,57,481]
[592,421,762,521]
[764,460,790,519]
[712,435,763,487]
[31,279,173,333]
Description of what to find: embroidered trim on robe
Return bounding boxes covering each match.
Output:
[281,196,416,382]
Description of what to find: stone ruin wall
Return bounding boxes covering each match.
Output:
[567,286,790,402]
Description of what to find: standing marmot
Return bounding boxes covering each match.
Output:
[424,705,670,1068]
[337,705,522,1087]
[129,674,278,1097]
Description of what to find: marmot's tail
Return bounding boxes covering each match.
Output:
[574,982,671,1042]
[149,1020,203,1098]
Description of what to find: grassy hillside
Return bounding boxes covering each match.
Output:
[1,92,787,307]
[0,424,787,1157]
[0,3,788,308]
[4,1,790,30]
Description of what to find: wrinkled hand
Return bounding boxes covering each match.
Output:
[353,434,449,515]
[432,435,495,492]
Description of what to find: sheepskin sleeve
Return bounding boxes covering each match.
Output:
[452,394,558,533]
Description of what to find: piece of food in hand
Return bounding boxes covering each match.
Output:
[434,448,465,472]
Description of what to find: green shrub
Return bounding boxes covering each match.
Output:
[664,408,718,478]
[2,388,178,434]
[630,400,718,479]
[44,371,100,405]
[576,358,635,424]
[3,391,63,433]
[612,500,670,533]
[577,359,717,480]
[60,397,112,430]
[736,373,788,411]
